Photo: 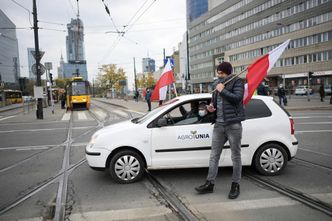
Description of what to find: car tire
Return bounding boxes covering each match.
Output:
[254,143,288,176]
[109,150,145,184]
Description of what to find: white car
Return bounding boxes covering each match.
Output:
[86,94,298,184]
[295,86,312,95]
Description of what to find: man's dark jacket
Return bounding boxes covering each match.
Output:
[211,74,245,124]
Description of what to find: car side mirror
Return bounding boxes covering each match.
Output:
[157,118,168,127]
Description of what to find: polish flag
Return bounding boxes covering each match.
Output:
[151,59,175,101]
[243,39,290,105]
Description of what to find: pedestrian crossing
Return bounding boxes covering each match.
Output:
[60,109,128,121]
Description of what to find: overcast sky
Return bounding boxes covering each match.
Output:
[1,0,187,89]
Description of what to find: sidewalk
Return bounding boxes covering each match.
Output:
[95,94,332,114]
[272,94,332,111]
[0,102,66,123]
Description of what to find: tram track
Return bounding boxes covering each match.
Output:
[0,108,104,219]
[145,170,203,221]
[244,172,332,217]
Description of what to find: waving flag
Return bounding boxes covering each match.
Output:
[243,39,290,105]
[151,59,175,101]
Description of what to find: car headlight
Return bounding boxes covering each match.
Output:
[87,134,98,148]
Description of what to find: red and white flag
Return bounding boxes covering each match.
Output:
[151,59,175,101]
[243,39,290,105]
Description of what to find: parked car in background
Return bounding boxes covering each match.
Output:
[86,94,298,184]
[295,86,312,95]
[324,85,332,95]
[22,96,34,102]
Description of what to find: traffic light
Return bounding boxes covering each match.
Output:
[308,71,313,79]
[49,73,53,85]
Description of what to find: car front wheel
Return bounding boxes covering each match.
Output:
[254,143,288,176]
[109,150,145,184]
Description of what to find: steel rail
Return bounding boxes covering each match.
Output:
[293,158,332,171]
[0,157,86,215]
[145,170,203,221]
[245,172,332,217]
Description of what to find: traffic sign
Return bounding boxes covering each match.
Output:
[44,62,53,70]
[31,63,46,75]
[30,50,45,61]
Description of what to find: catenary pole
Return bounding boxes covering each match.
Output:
[32,0,43,119]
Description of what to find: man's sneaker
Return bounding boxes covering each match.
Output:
[195,181,214,194]
[228,182,240,199]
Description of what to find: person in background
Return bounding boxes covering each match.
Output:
[145,88,152,111]
[257,82,269,96]
[319,83,325,102]
[60,93,66,109]
[134,90,139,102]
[277,84,287,106]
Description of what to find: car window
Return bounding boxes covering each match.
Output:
[154,99,213,127]
[245,99,272,119]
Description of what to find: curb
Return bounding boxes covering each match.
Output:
[0,105,23,113]
[285,106,332,111]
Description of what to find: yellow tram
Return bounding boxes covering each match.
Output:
[66,77,90,110]
[0,90,23,105]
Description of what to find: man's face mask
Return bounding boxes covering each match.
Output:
[198,110,206,117]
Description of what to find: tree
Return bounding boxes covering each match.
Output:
[146,73,155,88]
[96,64,127,95]
[55,78,71,89]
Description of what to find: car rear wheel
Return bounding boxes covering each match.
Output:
[109,150,145,184]
[254,143,288,176]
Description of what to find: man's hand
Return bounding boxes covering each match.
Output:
[216,83,225,92]
[206,104,216,113]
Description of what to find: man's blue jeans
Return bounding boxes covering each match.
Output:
[207,122,243,183]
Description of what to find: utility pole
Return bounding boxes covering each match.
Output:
[33,0,43,119]
[133,57,137,95]
[163,48,166,67]
[186,31,190,93]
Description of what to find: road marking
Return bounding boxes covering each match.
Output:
[112,109,128,117]
[295,130,332,134]
[0,116,15,121]
[71,142,88,147]
[69,206,171,221]
[293,116,332,119]
[78,112,87,120]
[61,112,71,121]
[95,110,107,119]
[298,148,332,158]
[0,126,92,133]
[194,197,298,212]
[296,122,332,125]
[0,145,59,151]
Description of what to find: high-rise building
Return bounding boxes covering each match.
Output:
[66,18,85,62]
[187,0,208,22]
[57,53,64,79]
[187,0,332,92]
[142,58,156,73]
[0,10,20,87]
[63,18,88,80]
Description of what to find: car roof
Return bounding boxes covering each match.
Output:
[171,93,273,103]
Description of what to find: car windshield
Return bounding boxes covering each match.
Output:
[133,98,179,124]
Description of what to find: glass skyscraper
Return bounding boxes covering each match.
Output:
[64,18,88,80]
[0,10,20,85]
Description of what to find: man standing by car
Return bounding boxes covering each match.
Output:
[195,61,245,199]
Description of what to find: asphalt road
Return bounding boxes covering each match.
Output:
[0,102,331,221]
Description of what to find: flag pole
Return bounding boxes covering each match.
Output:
[211,68,247,93]
[173,83,178,97]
